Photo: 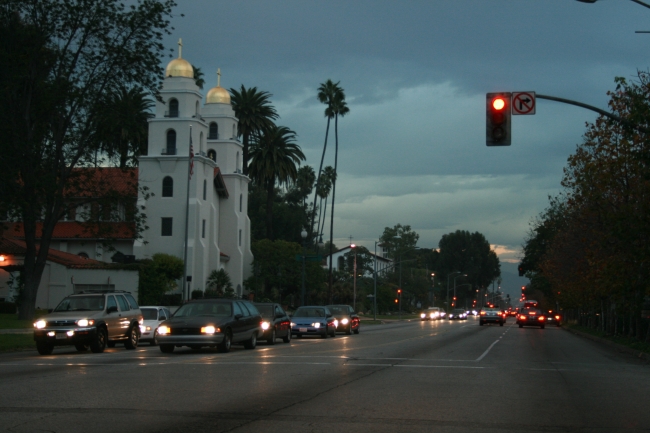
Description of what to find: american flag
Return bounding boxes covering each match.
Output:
[189,132,194,180]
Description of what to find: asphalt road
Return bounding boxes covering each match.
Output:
[0,317,648,433]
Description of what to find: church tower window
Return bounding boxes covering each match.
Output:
[203,179,207,200]
[209,122,219,139]
[166,130,176,155]
[239,194,242,212]
[236,152,240,173]
[161,218,173,236]
[162,176,173,197]
[207,149,216,162]
[168,98,179,117]
[232,124,236,139]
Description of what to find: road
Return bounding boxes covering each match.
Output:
[0,317,648,433]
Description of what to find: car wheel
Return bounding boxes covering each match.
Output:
[244,332,257,350]
[107,340,116,348]
[499,322,504,327]
[321,331,328,339]
[479,321,484,326]
[75,344,89,352]
[124,326,139,350]
[151,332,159,346]
[353,326,360,334]
[519,324,523,328]
[330,328,336,338]
[345,325,352,335]
[267,327,276,345]
[540,325,545,329]
[218,330,232,353]
[90,328,107,353]
[282,330,291,343]
[36,341,54,355]
[160,344,174,353]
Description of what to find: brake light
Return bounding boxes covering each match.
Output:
[538,316,545,321]
[519,315,526,320]
[529,311,536,315]
[555,315,560,320]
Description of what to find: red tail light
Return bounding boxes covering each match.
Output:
[519,315,526,320]
[555,315,560,320]
[538,316,545,321]
[480,311,486,316]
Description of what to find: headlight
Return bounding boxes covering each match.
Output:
[261,321,270,330]
[290,322,296,327]
[34,320,46,329]
[420,313,426,318]
[333,319,338,328]
[158,326,170,335]
[341,318,349,325]
[312,322,321,328]
[76,319,94,327]
[201,326,216,334]
[145,326,152,331]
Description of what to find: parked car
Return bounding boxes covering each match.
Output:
[33,291,143,355]
[290,306,337,338]
[479,307,504,326]
[545,310,562,327]
[254,302,291,344]
[448,309,467,320]
[139,306,172,345]
[326,304,360,334]
[517,308,546,329]
[420,307,443,321]
[157,299,262,353]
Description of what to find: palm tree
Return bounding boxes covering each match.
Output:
[309,80,343,242]
[248,125,305,240]
[326,87,349,299]
[230,85,279,175]
[317,166,335,239]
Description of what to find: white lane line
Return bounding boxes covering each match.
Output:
[475,339,500,362]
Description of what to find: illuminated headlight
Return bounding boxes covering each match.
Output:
[420,313,426,318]
[333,319,338,328]
[312,322,321,329]
[430,313,435,318]
[341,318,349,325]
[34,320,47,329]
[140,325,146,333]
[158,326,170,335]
[290,322,296,328]
[66,330,75,337]
[47,331,55,337]
[261,321,270,330]
[201,326,217,334]
[145,326,152,331]
[76,319,94,327]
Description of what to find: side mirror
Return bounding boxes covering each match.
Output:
[327,313,332,318]
[234,313,243,320]
[107,306,118,314]
[159,317,166,321]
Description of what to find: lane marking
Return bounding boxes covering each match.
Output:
[475,339,499,362]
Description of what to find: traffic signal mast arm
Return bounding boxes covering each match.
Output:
[536,94,650,134]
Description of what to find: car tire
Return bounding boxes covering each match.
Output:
[107,340,116,348]
[124,326,139,350]
[160,344,174,353]
[218,330,232,353]
[282,330,291,343]
[36,341,54,355]
[75,344,89,352]
[151,332,159,346]
[353,326,360,334]
[267,328,276,345]
[519,324,523,328]
[479,321,484,326]
[500,322,504,327]
[540,325,545,329]
[330,328,336,338]
[90,328,107,353]
[244,332,257,350]
[345,325,352,335]
[321,331,328,339]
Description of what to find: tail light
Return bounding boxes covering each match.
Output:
[519,315,526,320]
[538,316,545,321]
[480,311,486,316]
[555,315,560,320]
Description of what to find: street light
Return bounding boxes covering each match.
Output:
[453,274,467,308]
[301,228,307,306]
[351,243,357,312]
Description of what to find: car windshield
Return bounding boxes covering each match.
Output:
[174,302,232,318]
[54,296,104,312]
[294,307,326,317]
[328,306,347,315]
[452,309,464,314]
[256,305,274,318]
[141,308,157,320]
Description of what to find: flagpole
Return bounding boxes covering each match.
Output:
[182,126,193,302]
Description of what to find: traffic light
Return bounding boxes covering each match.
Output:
[486,92,512,146]
[518,264,525,277]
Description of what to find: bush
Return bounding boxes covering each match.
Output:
[0,302,17,314]
[191,289,204,300]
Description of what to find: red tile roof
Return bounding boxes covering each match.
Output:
[0,237,106,269]
[4,222,136,240]
[65,167,138,198]
[213,167,229,198]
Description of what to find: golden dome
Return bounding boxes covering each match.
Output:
[206,86,231,104]
[165,58,193,78]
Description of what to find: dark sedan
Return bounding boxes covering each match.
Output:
[479,307,504,326]
[517,308,546,329]
[291,306,337,338]
[545,310,562,327]
[448,308,468,320]
[326,304,360,335]
[156,299,262,353]
[254,302,291,344]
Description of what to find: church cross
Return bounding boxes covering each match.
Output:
[178,38,183,58]
[217,68,221,87]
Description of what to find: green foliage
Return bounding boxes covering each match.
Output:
[138,253,184,306]
[205,269,234,298]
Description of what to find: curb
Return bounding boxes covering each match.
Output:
[0,329,32,335]
[564,326,650,363]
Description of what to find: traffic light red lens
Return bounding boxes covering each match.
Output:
[492,98,505,110]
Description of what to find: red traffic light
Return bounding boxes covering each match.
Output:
[486,92,511,146]
[492,97,506,111]
[394,299,399,303]
[397,289,402,294]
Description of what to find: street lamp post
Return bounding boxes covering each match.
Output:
[351,244,357,312]
[373,240,379,320]
[301,229,307,306]
[453,274,467,308]
[446,271,461,312]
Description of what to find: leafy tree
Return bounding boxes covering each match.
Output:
[138,253,184,305]
[0,0,176,320]
[192,64,205,89]
[205,269,234,298]
[248,125,305,240]
[229,85,279,176]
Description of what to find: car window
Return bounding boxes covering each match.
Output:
[116,295,130,311]
[275,305,284,316]
[124,293,139,309]
[53,296,104,312]
[232,302,243,316]
[141,308,157,320]
[294,307,326,317]
[238,302,251,317]
[256,304,273,318]
[106,296,117,311]
[245,302,260,316]
[158,309,167,320]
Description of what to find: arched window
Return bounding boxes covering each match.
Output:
[166,130,176,154]
[203,179,207,200]
[239,194,243,212]
[337,256,345,271]
[236,152,240,173]
[195,100,199,116]
[200,131,204,153]
[232,124,236,139]
[209,122,219,139]
[78,252,89,259]
[162,176,173,197]
[207,149,216,162]
[168,98,179,117]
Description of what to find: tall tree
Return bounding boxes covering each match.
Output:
[0,0,176,320]
[248,125,305,240]
[229,85,279,176]
[317,166,335,239]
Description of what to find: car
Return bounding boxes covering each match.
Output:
[420,307,443,321]
[448,309,468,320]
[517,308,546,328]
[479,307,504,326]
[290,306,337,338]
[545,310,562,327]
[326,304,360,335]
[33,291,143,355]
[254,302,292,344]
[139,306,172,345]
[156,299,262,353]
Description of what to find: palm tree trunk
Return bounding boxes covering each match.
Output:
[310,117,331,244]
[319,196,328,240]
[266,180,274,240]
[328,114,339,302]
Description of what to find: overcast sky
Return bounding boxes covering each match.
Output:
[163,0,650,294]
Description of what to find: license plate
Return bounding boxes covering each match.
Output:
[299,328,307,333]
[55,333,67,340]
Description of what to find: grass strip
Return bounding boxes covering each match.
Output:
[0,334,34,352]
[568,324,650,355]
